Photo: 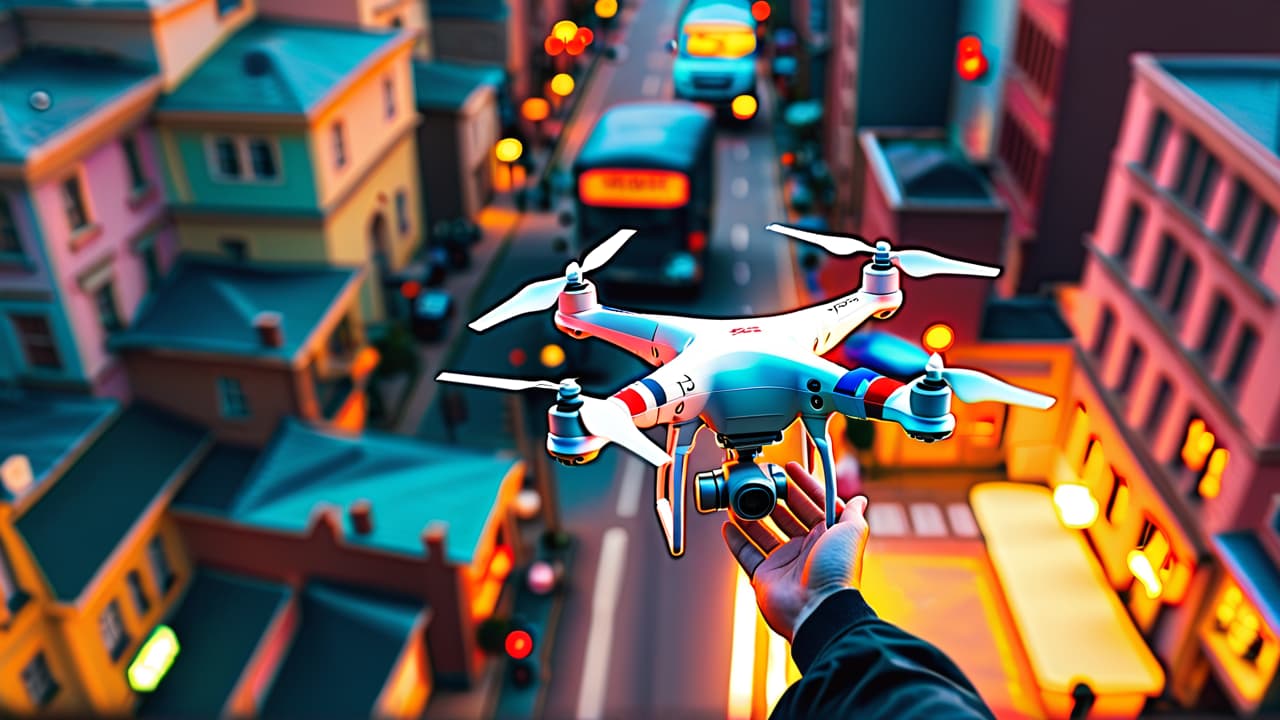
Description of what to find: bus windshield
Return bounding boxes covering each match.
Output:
[682,23,756,59]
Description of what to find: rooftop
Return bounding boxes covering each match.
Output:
[259,583,424,718]
[0,49,155,163]
[175,444,261,512]
[1213,531,1280,631]
[7,0,181,10]
[158,21,405,116]
[174,420,519,565]
[138,570,290,718]
[413,59,503,111]
[428,0,508,20]
[0,389,118,500]
[980,297,1073,341]
[14,405,209,602]
[868,134,999,206]
[575,101,715,173]
[1159,56,1280,156]
[109,258,360,363]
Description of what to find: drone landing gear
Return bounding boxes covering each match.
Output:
[658,419,702,557]
[800,415,839,528]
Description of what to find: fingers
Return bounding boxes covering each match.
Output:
[722,521,767,578]
[769,501,808,539]
[733,516,783,555]
[783,461,845,529]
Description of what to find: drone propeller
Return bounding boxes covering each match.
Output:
[468,229,638,332]
[765,224,1001,279]
[925,354,1056,409]
[434,371,672,467]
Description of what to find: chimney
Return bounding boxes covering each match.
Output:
[350,499,373,535]
[254,311,284,348]
[1,454,34,496]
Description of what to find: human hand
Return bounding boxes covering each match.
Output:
[722,461,870,643]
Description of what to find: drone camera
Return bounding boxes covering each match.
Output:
[694,462,788,521]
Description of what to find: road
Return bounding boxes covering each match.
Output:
[418,0,800,716]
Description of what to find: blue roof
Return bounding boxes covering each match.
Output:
[175,420,518,564]
[1160,57,1280,155]
[158,21,403,116]
[575,101,714,173]
[175,444,262,512]
[138,570,290,718]
[413,59,503,111]
[874,136,997,205]
[1213,532,1280,631]
[429,0,508,20]
[0,390,118,500]
[260,583,423,718]
[14,405,208,602]
[0,49,155,163]
[109,258,360,363]
[981,297,1073,341]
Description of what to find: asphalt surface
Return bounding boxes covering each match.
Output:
[420,0,800,715]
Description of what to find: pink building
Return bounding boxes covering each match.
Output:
[1061,54,1280,713]
[0,50,177,399]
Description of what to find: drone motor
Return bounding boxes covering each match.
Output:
[546,380,608,466]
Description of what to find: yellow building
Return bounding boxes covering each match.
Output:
[154,20,424,324]
[0,393,208,716]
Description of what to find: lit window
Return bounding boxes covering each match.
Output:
[1180,415,1230,500]
[1216,584,1266,664]
[1130,520,1174,598]
[1198,447,1229,499]
[20,653,57,707]
[99,599,129,661]
[1105,476,1129,524]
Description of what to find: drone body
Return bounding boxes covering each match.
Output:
[437,225,1057,557]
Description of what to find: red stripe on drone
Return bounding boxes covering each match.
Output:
[615,388,648,416]
[863,377,901,419]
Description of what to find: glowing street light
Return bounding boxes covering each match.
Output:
[731,94,757,120]
[595,0,618,19]
[1053,482,1099,529]
[495,137,523,163]
[540,343,566,368]
[552,20,579,43]
[550,73,575,97]
[521,97,550,123]
[922,323,955,353]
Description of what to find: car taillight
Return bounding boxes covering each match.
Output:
[688,231,706,252]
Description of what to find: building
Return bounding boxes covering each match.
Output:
[152,20,424,324]
[109,258,374,447]
[1059,54,1280,713]
[0,391,209,715]
[169,420,525,687]
[0,49,176,399]
[413,61,504,224]
[429,0,529,107]
[138,570,430,718]
[254,0,432,57]
[994,0,1280,293]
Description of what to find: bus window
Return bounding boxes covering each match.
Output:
[682,23,756,59]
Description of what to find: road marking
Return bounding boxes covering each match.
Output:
[734,143,750,161]
[641,74,661,97]
[730,223,750,251]
[733,260,751,286]
[731,177,749,198]
[910,502,948,537]
[616,456,646,518]
[577,528,629,720]
[647,51,668,70]
[727,569,756,719]
[867,502,909,536]
[947,502,981,538]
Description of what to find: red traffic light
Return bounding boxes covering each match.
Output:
[751,1,770,22]
[545,35,565,56]
[566,38,585,55]
[505,629,534,660]
[956,35,988,81]
[576,27,594,45]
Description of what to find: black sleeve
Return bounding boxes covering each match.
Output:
[769,589,996,720]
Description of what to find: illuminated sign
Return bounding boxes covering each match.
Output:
[579,169,690,208]
[128,625,180,693]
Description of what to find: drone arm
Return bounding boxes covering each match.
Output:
[554,294,698,366]
[610,362,709,429]
[829,368,956,440]
[770,288,902,356]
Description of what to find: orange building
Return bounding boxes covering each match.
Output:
[1060,53,1280,713]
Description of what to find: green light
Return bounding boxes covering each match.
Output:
[128,625,180,693]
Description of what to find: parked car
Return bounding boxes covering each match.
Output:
[410,290,455,343]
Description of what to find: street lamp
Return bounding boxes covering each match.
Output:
[551,19,578,43]
[550,72,575,97]
[922,323,955,354]
[521,97,551,150]
[495,137,523,192]
[595,0,617,20]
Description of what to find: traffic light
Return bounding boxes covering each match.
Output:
[510,658,538,687]
[506,627,538,688]
[956,35,988,81]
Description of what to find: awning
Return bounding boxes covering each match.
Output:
[970,482,1165,715]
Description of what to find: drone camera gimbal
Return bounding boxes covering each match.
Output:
[694,452,789,521]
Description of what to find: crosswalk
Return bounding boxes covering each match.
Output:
[866,501,982,539]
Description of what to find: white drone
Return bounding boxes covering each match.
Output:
[436,225,1056,557]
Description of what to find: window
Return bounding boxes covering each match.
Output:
[126,570,149,617]
[1142,111,1171,172]
[1179,416,1230,499]
[248,139,277,180]
[395,189,409,235]
[217,0,242,15]
[383,76,396,119]
[0,541,19,610]
[1144,376,1173,435]
[0,196,20,256]
[1243,204,1276,268]
[1092,305,1116,360]
[1148,234,1177,299]
[121,135,148,192]
[1174,134,1217,214]
[1105,476,1129,524]
[1223,324,1258,390]
[9,314,61,370]
[1116,340,1145,395]
[1219,179,1251,244]
[220,237,248,262]
[217,376,250,418]
[214,137,241,178]
[60,176,90,232]
[1166,254,1198,319]
[1199,293,1231,363]
[1135,520,1175,592]
[98,599,129,661]
[1215,584,1266,664]
[1117,202,1146,265]
[998,112,1047,202]
[147,536,174,592]
[1012,12,1061,100]
[332,122,347,169]
[94,282,122,333]
[1190,154,1220,213]
[20,653,57,707]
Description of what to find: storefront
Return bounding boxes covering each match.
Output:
[1200,532,1280,716]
